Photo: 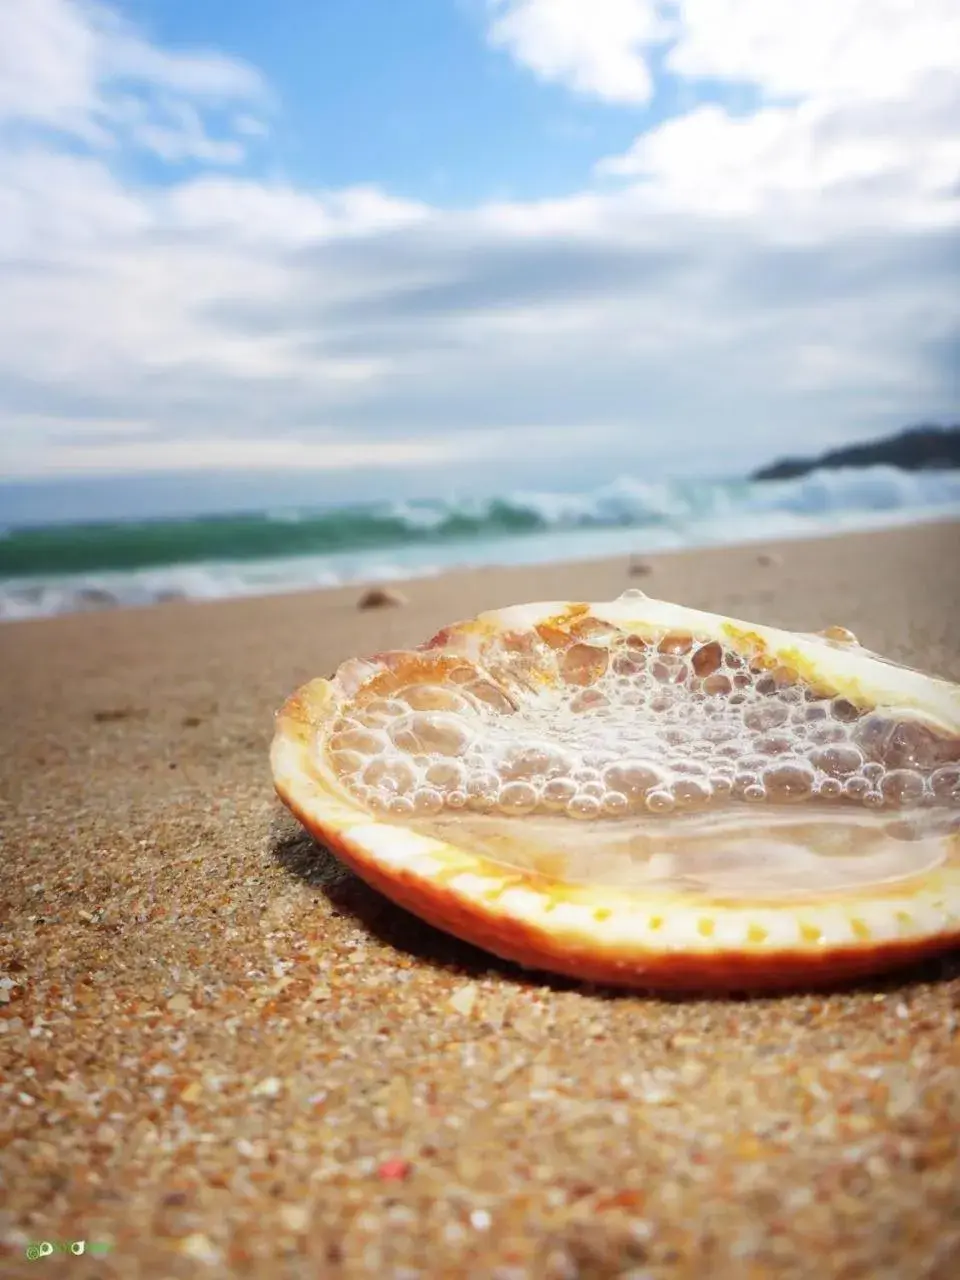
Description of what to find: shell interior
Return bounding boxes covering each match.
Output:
[319,597,959,904]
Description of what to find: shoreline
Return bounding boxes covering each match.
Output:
[3,502,959,625]
[2,519,959,1277]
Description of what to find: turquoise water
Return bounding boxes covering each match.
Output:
[2,466,958,620]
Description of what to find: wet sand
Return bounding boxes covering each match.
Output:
[2,519,960,1279]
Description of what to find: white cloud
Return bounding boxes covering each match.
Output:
[486,0,960,108]
[0,0,98,135]
[0,0,956,486]
[162,179,429,245]
[1,430,471,479]
[597,89,960,233]
[588,2,958,257]
[485,0,671,103]
[0,0,266,162]
[668,0,960,101]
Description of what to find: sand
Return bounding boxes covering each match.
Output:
[2,519,959,1280]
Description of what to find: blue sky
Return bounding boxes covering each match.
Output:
[115,0,745,208]
[122,0,643,202]
[0,0,957,520]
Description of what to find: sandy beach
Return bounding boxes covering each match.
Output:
[2,519,959,1279]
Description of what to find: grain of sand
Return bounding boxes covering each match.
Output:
[2,521,960,1279]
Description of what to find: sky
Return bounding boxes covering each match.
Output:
[0,0,958,520]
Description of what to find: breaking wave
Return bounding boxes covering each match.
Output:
[2,465,958,620]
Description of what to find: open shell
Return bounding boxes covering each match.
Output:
[271,595,960,991]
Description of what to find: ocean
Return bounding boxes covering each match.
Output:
[2,465,958,621]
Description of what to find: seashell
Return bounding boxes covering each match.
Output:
[271,596,960,991]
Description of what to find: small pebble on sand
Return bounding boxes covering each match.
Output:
[357,586,408,609]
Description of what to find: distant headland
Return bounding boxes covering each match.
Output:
[752,423,960,481]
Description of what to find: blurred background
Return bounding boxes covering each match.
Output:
[1,0,957,619]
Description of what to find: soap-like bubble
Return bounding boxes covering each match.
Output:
[426,760,466,790]
[412,786,444,816]
[357,698,408,723]
[817,777,844,800]
[761,761,816,802]
[603,760,665,799]
[498,781,539,815]
[601,791,630,817]
[931,766,960,801]
[561,643,609,686]
[398,685,475,714]
[330,725,388,756]
[672,776,713,809]
[542,777,578,810]
[390,711,473,757]
[879,769,925,806]
[567,794,602,819]
[325,617,957,828]
[500,742,573,781]
[362,757,418,795]
[691,641,723,677]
